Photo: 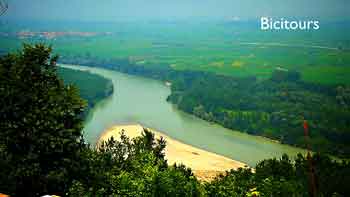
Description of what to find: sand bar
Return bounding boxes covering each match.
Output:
[97,124,248,181]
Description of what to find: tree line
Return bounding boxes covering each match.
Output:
[57,67,113,117]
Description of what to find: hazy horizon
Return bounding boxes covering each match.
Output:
[1,0,350,22]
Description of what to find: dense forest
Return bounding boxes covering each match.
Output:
[59,55,350,158]
[57,67,113,115]
[1,44,350,196]
[167,70,350,157]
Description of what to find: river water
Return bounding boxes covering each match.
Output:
[61,64,307,166]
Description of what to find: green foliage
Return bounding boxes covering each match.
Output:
[205,168,255,196]
[205,154,350,197]
[0,44,87,196]
[0,44,202,196]
[166,69,350,157]
[57,67,113,115]
[1,44,349,197]
[66,130,202,197]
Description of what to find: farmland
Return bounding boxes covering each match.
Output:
[1,21,350,85]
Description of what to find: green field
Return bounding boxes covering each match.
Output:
[1,21,350,85]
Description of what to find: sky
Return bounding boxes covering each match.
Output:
[2,0,350,22]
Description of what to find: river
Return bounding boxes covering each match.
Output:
[61,64,307,166]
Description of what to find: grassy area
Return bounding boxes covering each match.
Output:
[1,21,349,85]
[302,65,350,85]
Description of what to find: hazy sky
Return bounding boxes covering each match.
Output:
[2,0,350,21]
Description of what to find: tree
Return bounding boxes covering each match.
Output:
[67,130,202,196]
[0,44,203,196]
[0,44,86,196]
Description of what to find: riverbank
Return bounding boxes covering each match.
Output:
[97,124,247,181]
[64,64,309,166]
[58,65,114,118]
[59,61,318,158]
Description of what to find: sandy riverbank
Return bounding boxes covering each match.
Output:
[97,124,248,181]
